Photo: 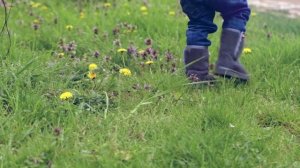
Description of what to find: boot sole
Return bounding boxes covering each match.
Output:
[215,66,249,82]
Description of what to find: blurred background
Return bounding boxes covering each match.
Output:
[249,0,300,18]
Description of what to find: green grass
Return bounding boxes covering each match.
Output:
[0,0,300,167]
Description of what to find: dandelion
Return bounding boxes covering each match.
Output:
[66,25,73,31]
[140,5,148,15]
[117,48,127,53]
[140,6,148,12]
[31,18,42,30]
[169,11,175,16]
[145,61,154,65]
[58,52,65,58]
[87,71,96,79]
[243,48,252,54]
[60,91,73,100]
[251,12,257,17]
[138,50,145,55]
[119,68,132,76]
[104,3,112,8]
[124,30,132,34]
[89,63,98,71]
[33,19,40,24]
[30,2,42,8]
[80,12,85,19]
[32,24,40,31]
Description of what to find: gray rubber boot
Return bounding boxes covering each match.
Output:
[215,28,249,82]
[184,46,215,82]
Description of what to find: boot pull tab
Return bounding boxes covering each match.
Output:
[234,33,245,60]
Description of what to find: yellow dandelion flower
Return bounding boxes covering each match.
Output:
[104,3,112,8]
[89,63,98,71]
[169,11,175,16]
[87,72,97,79]
[80,12,85,19]
[243,48,252,54]
[124,29,133,34]
[66,25,73,31]
[119,68,132,76]
[145,61,154,65]
[60,91,73,100]
[140,6,148,12]
[58,52,65,58]
[117,48,127,53]
[251,12,257,17]
[31,2,42,8]
[33,19,40,24]
[138,50,145,55]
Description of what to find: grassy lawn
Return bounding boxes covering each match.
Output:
[0,0,300,167]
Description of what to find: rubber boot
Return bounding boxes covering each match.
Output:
[215,28,249,82]
[184,46,215,83]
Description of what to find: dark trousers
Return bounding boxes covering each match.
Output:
[180,0,251,46]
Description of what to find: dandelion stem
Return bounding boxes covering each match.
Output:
[122,54,126,67]
[103,91,109,119]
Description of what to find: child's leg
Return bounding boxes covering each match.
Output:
[180,0,217,82]
[181,0,217,46]
[217,0,251,32]
[210,0,251,81]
